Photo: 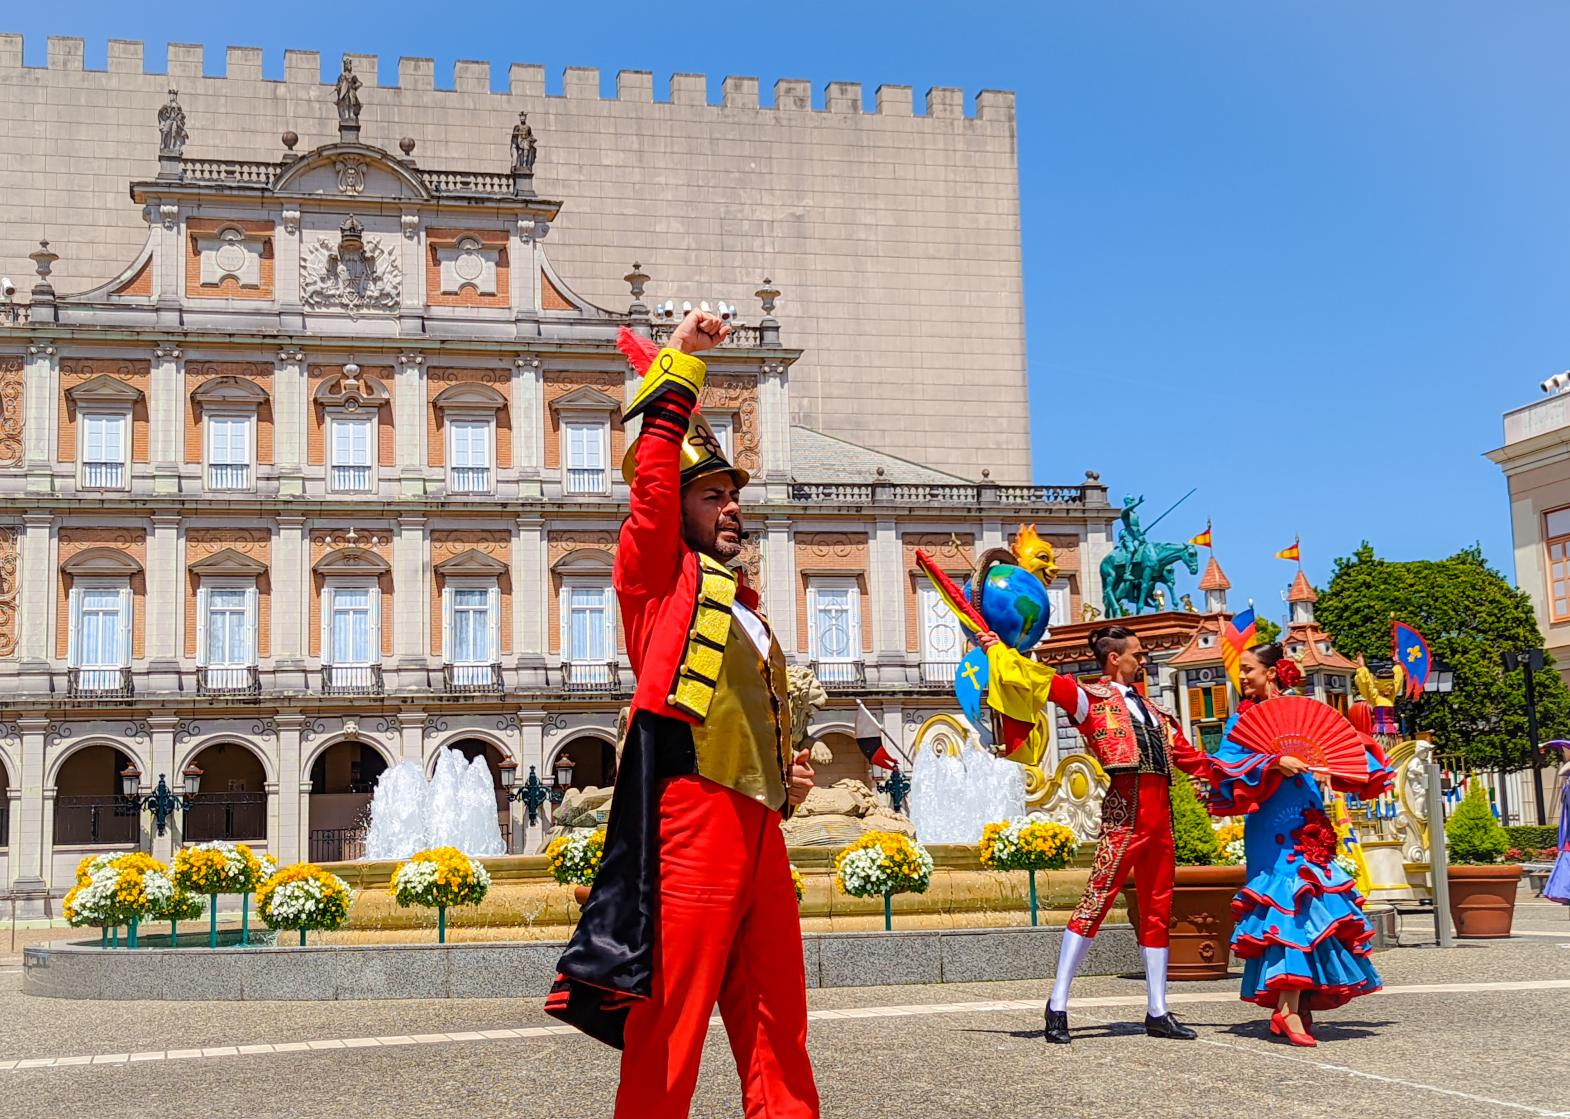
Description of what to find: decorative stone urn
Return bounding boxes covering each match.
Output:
[1446,864,1524,939]
[1126,864,1246,981]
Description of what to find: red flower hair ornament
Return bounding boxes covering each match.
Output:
[1273,658,1304,690]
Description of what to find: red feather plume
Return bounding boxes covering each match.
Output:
[1226,695,1369,782]
[616,326,661,375]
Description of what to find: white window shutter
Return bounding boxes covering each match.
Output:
[441,582,452,660]
[195,584,209,666]
[67,585,79,667]
[849,584,862,653]
[559,586,569,659]
[369,585,382,661]
[118,584,133,665]
[244,584,258,663]
[806,584,819,658]
[487,584,500,662]
[321,585,333,663]
[601,586,615,657]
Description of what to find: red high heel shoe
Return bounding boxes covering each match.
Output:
[1269,1010,1316,1047]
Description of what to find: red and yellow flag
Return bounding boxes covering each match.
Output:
[1274,538,1301,562]
[1188,523,1213,548]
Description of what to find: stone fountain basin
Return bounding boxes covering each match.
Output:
[323,844,1112,933]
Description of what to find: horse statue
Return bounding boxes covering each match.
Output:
[1100,541,1199,617]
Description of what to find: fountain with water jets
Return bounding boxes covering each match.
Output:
[362,747,506,860]
[907,725,1025,845]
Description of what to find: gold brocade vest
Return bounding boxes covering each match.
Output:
[688,614,791,812]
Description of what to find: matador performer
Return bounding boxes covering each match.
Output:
[546,310,820,1118]
[1026,623,1211,1043]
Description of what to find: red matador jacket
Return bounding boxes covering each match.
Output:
[1046,673,1211,779]
[548,345,786,1050]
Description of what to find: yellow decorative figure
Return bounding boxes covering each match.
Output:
[1012,524,1059,585]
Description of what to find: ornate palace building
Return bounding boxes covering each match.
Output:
[0,59,1114,912]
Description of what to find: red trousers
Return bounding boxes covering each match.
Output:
[616,775,820,1119]
[1066,773,1174,948]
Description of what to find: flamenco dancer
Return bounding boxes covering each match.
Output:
[1542,740,1570,905]
[546,310,820,1118]
[984,624,1211,1043]
[1209,643,1393,1046]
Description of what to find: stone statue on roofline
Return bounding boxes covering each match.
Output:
[335,56,362,125]
[157,89,187,158]
[511,112,538,174]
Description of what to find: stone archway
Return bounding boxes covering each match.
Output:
[53,743,138,848]
[183,741,267,843]
[552,734,617,792]
[306,740,392,861]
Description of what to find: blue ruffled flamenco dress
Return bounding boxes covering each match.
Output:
[1209,705,1396,1011]
[1544,768,1570,904]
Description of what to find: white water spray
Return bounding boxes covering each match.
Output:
[907,729,1025,845]
[363,748,506,860]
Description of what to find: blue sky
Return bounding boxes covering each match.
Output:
[14,2,1566,627]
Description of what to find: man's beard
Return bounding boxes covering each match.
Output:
[712,521,743,560]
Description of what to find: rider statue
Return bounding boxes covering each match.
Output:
[1100,493,1199,618]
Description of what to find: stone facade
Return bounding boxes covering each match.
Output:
[0,36,1029,480]
[0,87,1110,911]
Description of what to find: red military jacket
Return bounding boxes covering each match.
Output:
[1046,673,1210,778]
[614,353,753,725]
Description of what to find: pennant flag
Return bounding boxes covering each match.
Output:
[854,699,900,770]
[1391,620,1432,700]
[1220,604,1257,692]
[1188,521,1213,549]
[1274,537,1301,563]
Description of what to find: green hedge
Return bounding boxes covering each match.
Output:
[1504,825,1557,850]
[1170,777,1220,866]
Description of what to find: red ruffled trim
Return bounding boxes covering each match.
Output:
[1232,912,1376,957]
[1244,981,1383,1012]
[1207,765,1286,817]
[1230,869,1357,917]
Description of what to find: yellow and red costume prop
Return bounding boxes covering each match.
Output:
[545,336,819,1118]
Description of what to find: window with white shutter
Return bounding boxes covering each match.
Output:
[70,580,130,691]
[328,415,373,492]
[708,415,734,461]
[448,417,493,494]
[808,578,862,685]
[563,420,608,495]
[206,414,253,490]
[561,581,615,686]
[80,412,128,489]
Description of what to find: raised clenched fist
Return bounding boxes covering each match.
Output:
[669,309,730,355]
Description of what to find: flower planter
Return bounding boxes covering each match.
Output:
[1446,864,1523,939]
[1125,864,1246,981]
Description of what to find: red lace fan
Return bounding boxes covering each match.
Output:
[1226,695,1369,781]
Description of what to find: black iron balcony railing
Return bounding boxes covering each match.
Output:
[197,665,262,698]
[54,795,139,846]
[308,827,366,863]
[322,664,384,696]
[789,482,1089,506]
[183,792,267,843]
[561,660,623,695]
[809,659,867,689]
[67,666,134,699]
[444,662,505,694]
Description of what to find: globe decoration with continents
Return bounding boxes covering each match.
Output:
[965,563,1052,651]
[964,525,1060,652]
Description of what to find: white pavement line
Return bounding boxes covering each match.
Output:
[1510,930,1570,938]
[7,977,1570,1074]
[1074,1010,1570,1119]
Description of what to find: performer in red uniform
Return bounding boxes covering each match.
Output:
[997,624,1211,1043]
[546,310,820,1119]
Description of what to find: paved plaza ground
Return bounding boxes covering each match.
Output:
[0,898,1565,1119]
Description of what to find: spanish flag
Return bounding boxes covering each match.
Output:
[1188,522,1213,548]
[1274,538,1301,563]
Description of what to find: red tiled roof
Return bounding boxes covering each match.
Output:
[1285,620,1357,670]
[1198,556,1231,592]
[1287,570,1318,603]
[1168,615,1228,666]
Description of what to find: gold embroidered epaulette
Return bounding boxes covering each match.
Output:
[667,554,738,720]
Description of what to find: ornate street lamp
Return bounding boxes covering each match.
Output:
[877,765,911,816]
[120,762,203,837]
[499,757,575,826]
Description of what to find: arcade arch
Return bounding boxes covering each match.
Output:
[53,743,138,848]
[183,741,267,843]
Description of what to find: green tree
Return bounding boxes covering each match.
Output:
[1315,544,1570,772]
[1444,783,1509,864]
[1254,616,1282,645]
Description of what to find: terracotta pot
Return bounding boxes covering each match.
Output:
[1446,864,1523,939]
[1125,864,1246,981]
[573,885,591,906]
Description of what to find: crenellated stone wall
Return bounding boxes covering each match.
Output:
[0,36,1029,481]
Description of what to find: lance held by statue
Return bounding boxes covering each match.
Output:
[545,310,820,1118]
[982,623,1211,1043]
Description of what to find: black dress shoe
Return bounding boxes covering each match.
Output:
[1144,1011,1197,1040]
[1043,1007,1071,1044]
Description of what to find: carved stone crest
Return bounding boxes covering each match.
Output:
[334,158,367,195]
[302,217,401,317]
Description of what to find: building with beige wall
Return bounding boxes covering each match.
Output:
[0,73,1111,913]
[0,35,1030,482]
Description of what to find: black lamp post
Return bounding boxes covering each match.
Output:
[877,765,911,815]
[499,756,575,826]
[120,762,202,837]
[1502,648,1547,825]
